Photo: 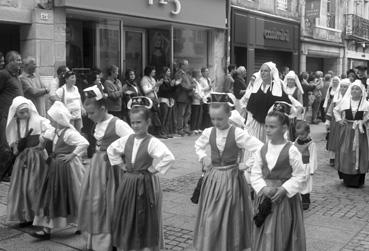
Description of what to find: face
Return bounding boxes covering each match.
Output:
[332,78,339,88]
[340,84,349,96]
[85,103,106,123]
[25,61,37,74]
[202,69,209,78]
[129,71,135,80]
[16,108,30,120]
[348,73,356,83]
[165,69,171,76]
[9,54,22,72]
[351,85,363,99]
[95,73,102,83]
[358,69,365,77]
[209,106,230,130]
[150,69,156,78]
[66,75,76,85]
[112,68,119,79]
[296,127,308,139]
[286,78,296,88]
[260,64,271,82]
[130,112,150,137]
[265,115,286,141]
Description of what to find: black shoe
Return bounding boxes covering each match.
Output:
[17,221,33,228]
[2,176,10,182]
[75,230,81,235]
[30,230,51,240]
[184,129,193,136]
[302,203,310,210]
[329,159,335,167]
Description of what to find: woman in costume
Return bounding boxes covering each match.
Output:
[78,85,133,251]
[194,92,263,251]
[107,96,175,251]
[6,96,53,227]
[333,80,369,187]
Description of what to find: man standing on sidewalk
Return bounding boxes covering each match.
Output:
[0,51,23,182]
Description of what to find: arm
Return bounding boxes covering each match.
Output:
[235,127,263,168]
[104,80,122,100]
[309,142,318,174]
[281,146,307,197]
[107,136,129,165]
[333,103,343,122]
[141,77,156,95]
[194,128,211,162]
[115,119,134,137]
[64,129,89,157]
[21,78,48,97]
[148,138,175,174]
[40,117,56,141]
[250,149,267,194]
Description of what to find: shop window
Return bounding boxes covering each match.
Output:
[276,0,288,11]
[327,0,336,28]
[174,28,208,71]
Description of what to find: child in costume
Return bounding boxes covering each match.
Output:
[31,101,89,239]
[251,111,307,251]
[194,92,262,251]
[107,96,175,251]
[78,86,133,251]
[333,80,369,188]
[6,96,54,227]
[294,121,317,210]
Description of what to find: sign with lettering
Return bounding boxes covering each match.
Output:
[264,29,289,41]
[40,12,49,21]
[148,0,181,15]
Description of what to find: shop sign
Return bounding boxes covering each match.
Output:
[148,0,181,15]
[264,29,289,42]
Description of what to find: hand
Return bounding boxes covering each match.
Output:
[261,186,277,198]
[240,89,246,95]
[271,187,287,204]
[338,120,347,126]
[201,157,212,171]
[59,153,76,164]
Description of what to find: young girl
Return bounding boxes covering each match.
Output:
[294,121,317,210]
[6,96,53,226]
[251,111,306,251]
[333,80,369,187]
[194,93,262,251]
[78,85,133,251]
[107,96,175,251]
[31,101,89,239]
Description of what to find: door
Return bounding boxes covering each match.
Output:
[124,29,146,78]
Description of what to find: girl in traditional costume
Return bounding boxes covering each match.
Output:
[107,96,175,251]
[78,85,133,251]
[6,96,54,227]
[194,92,262,251]
[31,101,89,239]
[333,80,369,187]
[251,111,306,251]
[294,120,317,210]
[323,76,341,166]
[246,62,296,143]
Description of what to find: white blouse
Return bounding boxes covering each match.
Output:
[195,126,262,168]
[251,142,306,198]
[94,115,133,141]
[54,128,89,157]
[107,135,175,174]
[55,85,82,119]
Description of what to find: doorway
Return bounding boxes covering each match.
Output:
[124,28,146,78]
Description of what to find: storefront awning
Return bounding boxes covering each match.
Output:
[0,7,32,24]
[55,0,226,29]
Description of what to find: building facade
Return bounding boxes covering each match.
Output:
[0,0,226,84]
[229,0,300,80]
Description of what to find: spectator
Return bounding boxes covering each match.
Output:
[0,50,23,181]
[49,65,69,102]
[122,69,141,123]
[199,67,212,129]
[233,66,247,114]
[141,65,166,138]
[216,64,236,93]
[280,66,290,80]
[319,74,332,122]
[54,71,85,132]
[158,67,176,137]
[347,69,357,83]
[0,52,4,70]
[311,71,323,124]
[299,72,315,116]
[174,60,194,136]
[20,57,49,117]
[190,70,203,134]
[356,65,367,88]
[103,65,123,118]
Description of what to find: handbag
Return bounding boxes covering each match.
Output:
[190,167,206,204]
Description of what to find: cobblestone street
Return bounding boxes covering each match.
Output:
[1,124,369,250]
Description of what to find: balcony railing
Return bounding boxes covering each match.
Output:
[345,14,369,41]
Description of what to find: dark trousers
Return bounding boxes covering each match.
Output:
[201,104,211,130]
[190,104,202,131]
[149,102,162,135]
[311,97,321,122]
[159,103,175,134]
[0,114,13,181]
[319,99,326,122]
[176,102,191,132]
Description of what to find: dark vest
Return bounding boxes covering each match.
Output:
[124,134,153,172]
[96,117,120,151]
[209,126,240,166]
[345,108,364,120]
[54,129,76,155]
[260,142,292,181]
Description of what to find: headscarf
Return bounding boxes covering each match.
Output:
[339,80,368,112]
[6,96,43,145]
[283,70,304,95]
[251,62,283,97]
[229,110,245,128]
[83,85,104,101]
[323,76,341,109]
[47,101,73,128]
[333,78,350,104]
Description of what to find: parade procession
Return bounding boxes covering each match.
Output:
[2,0,369,251]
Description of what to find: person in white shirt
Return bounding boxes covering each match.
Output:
[199,67,213,129]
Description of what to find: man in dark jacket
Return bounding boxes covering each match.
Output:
[0,51,23,182]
